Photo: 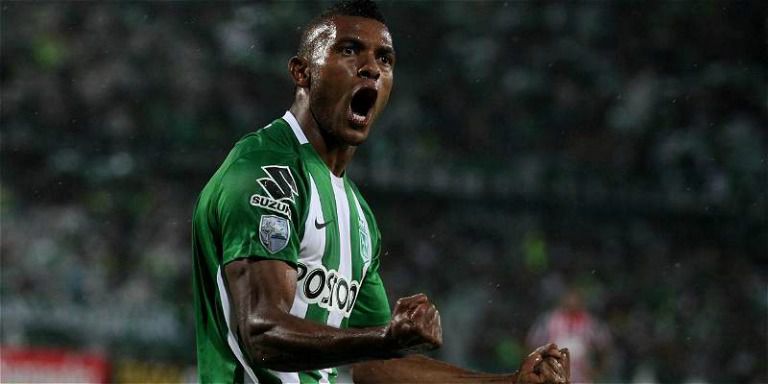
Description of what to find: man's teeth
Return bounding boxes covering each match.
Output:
[350,111,367,125]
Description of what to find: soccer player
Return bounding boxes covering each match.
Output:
[192,1,570,383]
[528,288,612,383]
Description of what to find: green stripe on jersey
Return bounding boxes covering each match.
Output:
[341,181,362,330]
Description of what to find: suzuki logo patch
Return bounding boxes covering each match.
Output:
[250,165,298,219]
[258,166,298,202]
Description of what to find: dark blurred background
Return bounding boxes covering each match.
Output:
[1,1,766,383]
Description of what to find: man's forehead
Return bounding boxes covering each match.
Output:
[314,15,392,47]
[334,16,391,43]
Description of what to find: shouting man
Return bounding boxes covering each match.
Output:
[192,1,569,382]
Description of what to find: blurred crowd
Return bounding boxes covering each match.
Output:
[2,2,765,382]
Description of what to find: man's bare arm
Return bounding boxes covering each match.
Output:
[225,258,568,382]
[351,344,569,384]
[351,355,516,383]
[224,258,441,372]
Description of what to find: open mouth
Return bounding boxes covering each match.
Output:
[348,87,378,128]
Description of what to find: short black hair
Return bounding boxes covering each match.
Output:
[297,0,387,59]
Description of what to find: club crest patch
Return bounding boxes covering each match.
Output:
[259,215,290,254]
[358,215,371,266]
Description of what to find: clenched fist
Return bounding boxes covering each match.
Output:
[385,293,443,353]
[516,343,570,384]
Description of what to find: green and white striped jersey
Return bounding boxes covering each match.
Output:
[193,111,391,383]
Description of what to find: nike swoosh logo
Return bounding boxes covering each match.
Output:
[314,218,333,230]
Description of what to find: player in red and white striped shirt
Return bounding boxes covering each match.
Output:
[528,288,612,383]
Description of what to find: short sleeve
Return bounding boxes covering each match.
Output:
[217,153,305,267]
[348,254,391,328]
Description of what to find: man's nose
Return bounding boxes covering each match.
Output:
[357,53,380,80]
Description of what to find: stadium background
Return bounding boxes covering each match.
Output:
[1,1,766,382]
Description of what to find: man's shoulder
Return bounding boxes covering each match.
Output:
[232,118,297,159]
[201,117,307,200]
[221,118,305,173]
[195,119,309,223]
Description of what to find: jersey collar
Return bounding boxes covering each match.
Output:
[282,110,309,145]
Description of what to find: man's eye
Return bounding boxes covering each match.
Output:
[342,47,355,56]
[379,56,391,65]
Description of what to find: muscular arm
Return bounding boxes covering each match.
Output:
[351,355,516,383]
[225,258,442,372]
[351,345,569,384]
[225,258,395,371]
[225,258,568,382]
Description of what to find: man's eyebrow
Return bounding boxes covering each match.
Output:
[377,45,396,57]
[334,37,395,55]
[334,37,364,47]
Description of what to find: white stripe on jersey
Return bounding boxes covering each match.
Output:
[283,110,308,144]
[319,368,332,383]
[291,174,325,318]
[216,267,260,384]
[326,174,352,328]
[271,371,300,383]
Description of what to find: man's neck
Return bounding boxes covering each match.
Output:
[289,103,356,177]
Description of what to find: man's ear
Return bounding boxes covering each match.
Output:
[288,56,311,88]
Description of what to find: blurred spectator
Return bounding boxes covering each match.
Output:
[528,287,612,383]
